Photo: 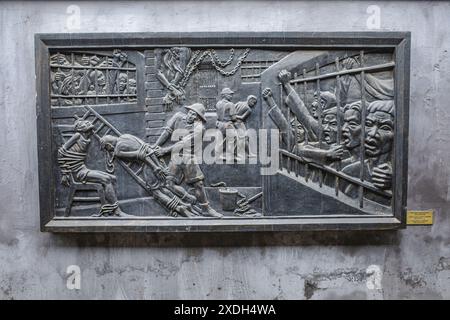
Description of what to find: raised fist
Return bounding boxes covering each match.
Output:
[278,69,292,84]
[262,88,272,99]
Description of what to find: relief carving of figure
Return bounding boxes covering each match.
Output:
[262,87,343,166]
[341,100,394,199]
[99,134,199,217]
[234,95,258,159]
[117,73,137,101]
[154,103,223,218]
[156,47,191,111]
[107,49,128,94]
[215,87,237,161]
[50,51,136,105]
[340,100,365,167]
[57,119,127,217]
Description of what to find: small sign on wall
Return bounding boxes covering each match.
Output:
[407,210,434,225]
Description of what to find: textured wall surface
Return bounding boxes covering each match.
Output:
[1,0,449,299]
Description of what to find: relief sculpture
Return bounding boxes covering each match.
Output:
[36,33,409,231]
[50,50,137,107]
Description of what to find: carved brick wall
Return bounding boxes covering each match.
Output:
[144,50,166,144]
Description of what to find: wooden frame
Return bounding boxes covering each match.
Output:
[36,32,410,232]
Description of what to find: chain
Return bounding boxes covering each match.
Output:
[179,48,250,88]
[210,48,234,68]
[179,50,210,88]
[210,48,250,76]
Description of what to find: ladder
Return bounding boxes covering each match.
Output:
[80,106,152,193]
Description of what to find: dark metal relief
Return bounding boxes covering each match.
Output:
[36,33,410,232]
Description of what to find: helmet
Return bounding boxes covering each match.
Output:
[314,91,337,110]
[185,103,206,122]
[220,88,234,96]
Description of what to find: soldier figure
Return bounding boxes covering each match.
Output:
[215,87,236,161]
[155,103,222,218]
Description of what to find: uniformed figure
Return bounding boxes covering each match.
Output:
[155,103,222,218]
[57,119,127,217]
[215,87,236,160]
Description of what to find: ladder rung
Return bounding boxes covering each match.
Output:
[95,123,105,133]
[81,111,90,119]
[135,165,144,176]
[73,197,101,202]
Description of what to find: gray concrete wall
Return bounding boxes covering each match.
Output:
[0,0,449,299]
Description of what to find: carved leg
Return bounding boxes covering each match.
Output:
[165,180,196,204]
[191,181,222,218]
[85,170,128,216]
[64,186,76,217]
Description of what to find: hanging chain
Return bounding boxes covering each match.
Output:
[179,48,250,88]
[210,48,250,76]
[210,48,234,68]
[179,50,210,88]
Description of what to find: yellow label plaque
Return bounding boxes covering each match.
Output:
[407,210,434,225]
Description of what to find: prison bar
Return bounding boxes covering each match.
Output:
[302,68,310,182]
[290,61,395,84]
[293,72,299,177]
[334,57,342,197]
[71,53,75,106]
[50,64,136,71]
[94,64,99,105]
[279,149,392,199]
[105,56,110,104]
[316,62,324,188]
[51,94,137,98]
[279,82,286,170]
[56,51,62,106]
[241,74,262,78]
[358,51,367,208]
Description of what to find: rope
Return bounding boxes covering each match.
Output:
[99,201,119,216]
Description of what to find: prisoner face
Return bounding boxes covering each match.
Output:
[342,109,362,149]
[57,55,67,65]
[364,111,394,158]
[186,110,198,124]
[223,94,233,101]
[75,120,94,133]
[322,113,338,144]
[248,98,257,107]
[104,143,114,152]
[291,121,305,144]
[118,74,128,92]
[310,100,320,119]
[128,80,137,94]
[94,71,106,87]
